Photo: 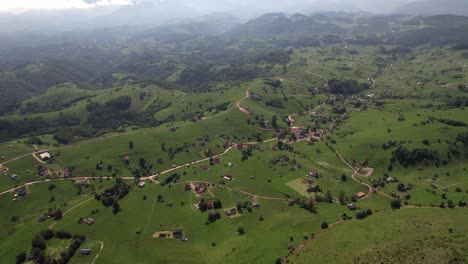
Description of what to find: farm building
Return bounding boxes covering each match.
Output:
[0,167,9,174]
[173,230,183,238]
[83,218,95,225]
[137,181,146,188]
[355,192,366,199]
[38,167,49,176]
[39,152,52,161]
[309,170,320,178]
[194,186,206,194]
[225,208,237,216]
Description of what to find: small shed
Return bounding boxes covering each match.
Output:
[80,249,92,256]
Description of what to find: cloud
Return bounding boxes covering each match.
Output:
[0,0,132,12]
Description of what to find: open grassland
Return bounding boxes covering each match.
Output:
[289,208,468,264]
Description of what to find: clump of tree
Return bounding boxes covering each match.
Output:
[207,211,222,223]
[265,99,285,109]
[24,230,85,264]
[327,79,370,95]
[95,178,131,213]
[355,209,372,219]
[429,117,466,127]
[446,96,468,108]
[264,79,282,88]
[160,173,179,186]
[241,147,254,161]
[391,146,439,167]
[105,96,132,110]
[456,132,468,146]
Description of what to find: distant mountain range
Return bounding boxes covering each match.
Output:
[395,0,468,16]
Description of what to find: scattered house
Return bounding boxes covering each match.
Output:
[137,181,146,188]
[38,167,49,176]
[252,201,259,207]
[386,177,396,183]
[172,230,183,239]
[287,200,295,206]
[249,175,256,180]
[15,187,27,197]
[311,132,322,141]
[205,201,214,210]
[63,169,71,178]
[306,186,318,193]
[184,184,192,191]
[38,215,47,222]
[135,229,142,234]
[0,156,4,160]
[347,203,357,210]
[47,211,56,218]
[405,184,414,191]
[227,162,233,167]
[159,233,167,238]
[0,167,8,174]
[223,175,233,181]
[194,186,206,194]
[290,126,306,139]
[200,165,208,171]
[355,192,366,199]
[213,157,221,164]
[39,152,52,161]
[237,144,244,150]
[80,249,92,256]
[83,218,94,225]
[76,180,88,186]
[225,208,237,216]
[309,170,320,178]
[10,174,18,180]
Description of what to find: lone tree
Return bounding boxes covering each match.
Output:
[321,222,329,229]
[112,201,121,214]
[237,225,245,235]
[338,190,346,205]
[129,141,134,150]
[390,199,402,209]
[271,115,279,129]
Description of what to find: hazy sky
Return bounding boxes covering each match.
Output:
[0,0,131,11]
[0,0,416,12]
